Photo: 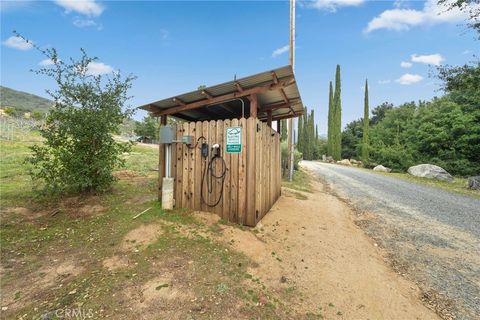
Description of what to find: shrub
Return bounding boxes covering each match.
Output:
[25,39,135,194]
[281,141,302,176]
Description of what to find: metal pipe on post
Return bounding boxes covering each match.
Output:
[287,0,295,182]
[159,115,174,210]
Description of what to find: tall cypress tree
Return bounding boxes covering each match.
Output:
[298,113,303,154]
[327,81,334,157]
[280,119,288,141]
[309,109,315,160]
[362,79,369,162]
[333,65,342,161]
[304,108,310,160]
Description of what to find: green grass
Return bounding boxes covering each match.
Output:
[0,133,296,319]
[282,168,312,193]
[371,170,480,199]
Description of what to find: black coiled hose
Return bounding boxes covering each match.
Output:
[201,154,227,207]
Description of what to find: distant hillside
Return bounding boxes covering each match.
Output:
[0,86,52,114]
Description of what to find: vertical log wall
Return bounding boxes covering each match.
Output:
[169,117,281,226]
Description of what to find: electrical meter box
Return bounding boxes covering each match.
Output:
[182,135,193,145]
[159,126,174,144]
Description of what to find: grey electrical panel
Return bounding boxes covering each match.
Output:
[182,135,193,145]
[159,126,174,144]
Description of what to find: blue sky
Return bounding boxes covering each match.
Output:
[1,0,478,134]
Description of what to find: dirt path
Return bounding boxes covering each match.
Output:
[220,180,439,319]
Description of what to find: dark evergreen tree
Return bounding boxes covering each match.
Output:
[327,81,334,156]
[362,79,370,162]
[298,113,304,153]
[332,65,342,160]
[281,119,288,141]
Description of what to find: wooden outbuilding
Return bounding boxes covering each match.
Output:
[139,65,303,226]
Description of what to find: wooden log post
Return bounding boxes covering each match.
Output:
[267,110,273,127]
[277,119,281,134]
[249,94,258,118]
[158,115,167,200]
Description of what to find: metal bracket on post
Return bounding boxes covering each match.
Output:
[159,116,174,210]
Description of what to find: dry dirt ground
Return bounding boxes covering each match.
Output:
[213,181,439,320]
[1,173,441,319]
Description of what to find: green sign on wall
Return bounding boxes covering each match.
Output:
[226,126,242,153]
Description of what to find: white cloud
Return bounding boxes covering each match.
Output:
[73,17,97,27]
[39,59,55,66]
[310,0,364,11]
[396,73,423,85]
[411,53,444,65]
[54,0,104,17]
[400,61,413,68]
[272,45,289,58]
[463,49,472,55]
[86,62,114,76]
[2,36,33,50]
[365,0,466,33]
[378,79,391,84]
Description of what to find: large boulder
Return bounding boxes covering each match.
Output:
[337,159,351,166]
[373,165,391,173]
[407,164,453,182]
[468,176,480,190]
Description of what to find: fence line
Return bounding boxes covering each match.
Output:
[170,117,281,226]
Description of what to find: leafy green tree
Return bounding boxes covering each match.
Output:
[362,79,370,162]
[341,119,362,160]
[26,41,135,194]
[438,0,480,36]
[413,97,479,175]
[332,65,342,160]
[134,116,159,140]
[327,81,334,156]
[371,102,394,125]
[436,60,480,111]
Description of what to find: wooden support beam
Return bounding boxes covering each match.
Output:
[152,76,295,117]
[172,97,186,106]
[249,94,258,118]
[279,88,296,115]
[201,89,213,100]
[277,119,281,132]
[158,115,167,201]
[234,81,244,93]
[260,99,301,112]
[267,110,273,127]
[271,71,279,84]
[280,88,289,104]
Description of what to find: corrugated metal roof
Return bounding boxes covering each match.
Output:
[139,65,303,121]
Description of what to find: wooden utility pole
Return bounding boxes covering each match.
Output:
[287,0,295,181]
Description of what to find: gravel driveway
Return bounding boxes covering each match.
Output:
[302,161,480,320]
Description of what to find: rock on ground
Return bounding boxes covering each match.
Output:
[337,159,352,166]
[373,165,392,173]
[407,164,453,182]
[468,176,480,190]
